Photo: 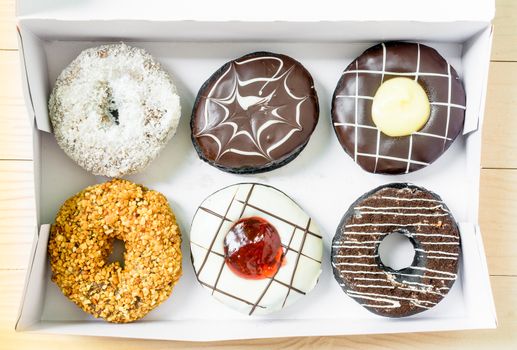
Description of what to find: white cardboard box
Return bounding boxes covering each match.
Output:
[15,0,497,341]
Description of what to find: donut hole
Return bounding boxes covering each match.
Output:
[378,232,415,271]
[99,81,120,126]
[108,105,120,125]
[105,93,119,125]
[107,238,126,268]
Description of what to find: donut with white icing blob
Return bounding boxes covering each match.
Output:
[49,43,181,177]
[331,42,466,175]
[332,183,461,317]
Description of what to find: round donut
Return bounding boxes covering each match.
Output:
[48,179,182,323]
[331,183,461,317]
[49,43,181,177]
[191,51,319,174]
[190,183,323,315]
[331,42,466,174]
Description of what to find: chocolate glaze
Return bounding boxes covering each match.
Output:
[331,183,461,318]
[191,51,319,174]
[331,42,466,174]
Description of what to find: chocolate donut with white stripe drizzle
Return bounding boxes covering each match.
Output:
[191,51,319,174]
[331,183,460,317]
[331,42,466,174]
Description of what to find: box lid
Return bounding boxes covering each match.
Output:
[17,0,494,22]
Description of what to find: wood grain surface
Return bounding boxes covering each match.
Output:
[0,0,515,348]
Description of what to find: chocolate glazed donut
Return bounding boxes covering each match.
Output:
[331,42,466,174]
[191,51,319,174]
[331,183,461,317]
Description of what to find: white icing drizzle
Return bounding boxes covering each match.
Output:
[338,240,383,244]
[333,254,379,258]
[357,211,449,217]
[336,239,458,246]
[355,278,450,295]
[361,303,403,309]
[415,248,459,256]
[195,55,309,161]
[337,268,456,280]
[432,101,466,110]
[411,302,432,309]
[348,294,401,308]
[393,273,456,281]
[333,262,378,267]
[415,43,421,81]
[354,205,449,211]
[421,241,460,245]
[356,284,395,289]
[350,292,438,306]
[374,44,386,173]
[355,152,429,166]
[342,69,450,78]
[398,287,445,297]
[337,270,386,275]
[401,280,437,289]
[347,290,437,308]
[354,60,359,162]
[403,43,419,174]
[332,245,376,249]
[375,196,443,203]
[345,222,438,228]
[336,231,458,240]
[406,134,414,174]
[354,277,390,282]
[333,122,453,141]
[411,233,459,239]
[335,95,465,110]
[443,64,452,148]
[336,231,380,236]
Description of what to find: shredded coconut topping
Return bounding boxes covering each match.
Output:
[49,43,181,177]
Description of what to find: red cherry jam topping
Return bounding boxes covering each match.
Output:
[224,216,284,279]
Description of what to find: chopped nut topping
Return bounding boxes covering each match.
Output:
[48,179,182,323]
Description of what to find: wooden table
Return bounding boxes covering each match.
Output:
[1,0,516,348]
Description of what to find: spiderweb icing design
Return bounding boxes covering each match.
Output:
[192,52,318,171]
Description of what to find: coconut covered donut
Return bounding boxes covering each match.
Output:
[48,179,182,323]
[49,43,181,177]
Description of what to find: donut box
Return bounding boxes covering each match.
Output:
[15,0,496,341]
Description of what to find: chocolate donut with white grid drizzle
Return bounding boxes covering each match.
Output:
[191,52,319,174]
[331,42,466,174]
[190,183,323,315]
[331,183,460,317]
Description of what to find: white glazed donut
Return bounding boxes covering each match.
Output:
[190,183,323,315]
[49,43,181,177]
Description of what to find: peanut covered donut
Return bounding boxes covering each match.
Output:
[48,179,182,323]
[331,183,460,317]
[49,43,181,177]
